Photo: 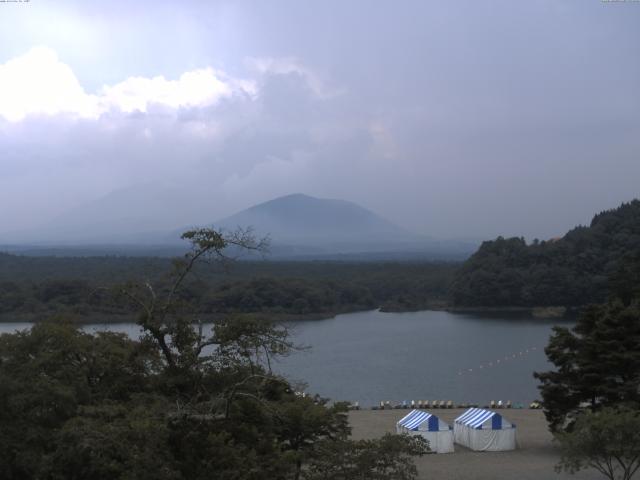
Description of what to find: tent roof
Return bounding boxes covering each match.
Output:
[455,408,501,429]
[397,409,437,431]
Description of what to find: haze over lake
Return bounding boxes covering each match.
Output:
[0,310,562,406]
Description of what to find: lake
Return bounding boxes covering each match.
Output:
[0,309,567,407]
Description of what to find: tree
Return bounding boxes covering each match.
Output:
[304,434,430,480]
[609,254,640,307]
[118,227,270,372]
[273,396,350,480]
[450,199,640,308]
[0,229,430,480]
[45,400,180,480]
[0,227,429,479]
[0,322,159,479]
[555,407,640,480]
[534,300,640,432]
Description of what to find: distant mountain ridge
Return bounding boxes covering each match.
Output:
[201,193,477,260]
[1,183,208,245]
[215,193,415,245]
[2,191,478,260]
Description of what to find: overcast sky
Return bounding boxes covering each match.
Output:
[0,0,639,241]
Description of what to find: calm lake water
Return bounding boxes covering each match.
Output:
[0,309,567,407]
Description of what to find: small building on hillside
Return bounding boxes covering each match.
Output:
[453,408,516,451]
[396,409,454,453]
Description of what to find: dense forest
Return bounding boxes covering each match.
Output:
[450,200,640,308]
[0,254,456,322]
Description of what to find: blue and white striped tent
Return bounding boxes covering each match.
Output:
[453,408,516,451]
[396,410,454,453]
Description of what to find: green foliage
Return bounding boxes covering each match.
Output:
[534,299,640,432]
[46,400,180,480]
[272,397,351,479]
[0,228,425,479]
[451,200,640,307]
[204,277,376,315]
[555,407,640,480]
[0,253,456,321]
[0,322,158,479]
[609,254,640,307]
[304,433,430,480]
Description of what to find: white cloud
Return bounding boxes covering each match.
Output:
[99,69,239,114]
[0,47,255,122]
[0,46,100,121]
[0,47,373,238]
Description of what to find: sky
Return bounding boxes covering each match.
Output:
[0,0,639,242]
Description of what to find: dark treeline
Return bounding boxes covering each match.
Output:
[450,200,640,308]
[0,254,456,322]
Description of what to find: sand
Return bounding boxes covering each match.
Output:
[348,408,602,480]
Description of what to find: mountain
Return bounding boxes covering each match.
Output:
[0,183,212,246]
[0,185,190,254]
[1,190,477,260]
[450,199,640,308]
[205,193,476,260]
[215,193,412,245]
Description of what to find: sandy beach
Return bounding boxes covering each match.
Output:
[349,409,602,480]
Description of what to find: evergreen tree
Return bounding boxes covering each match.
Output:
[535,299,640,432]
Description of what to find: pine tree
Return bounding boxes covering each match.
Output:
[535,300,640,432]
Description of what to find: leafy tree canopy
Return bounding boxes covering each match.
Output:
[555,407,640,480]
[0,228,428,479]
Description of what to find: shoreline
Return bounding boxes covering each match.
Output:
[442,305,580,319]
[0,304,581,324]
[0,310,350,325]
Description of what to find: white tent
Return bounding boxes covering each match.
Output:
[453,408,516,451]
[396,409,454,453]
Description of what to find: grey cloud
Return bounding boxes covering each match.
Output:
[0,0,639,243]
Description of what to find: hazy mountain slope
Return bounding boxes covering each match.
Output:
[215,193,415,245]
[204,193,478,259]
[2,183,209,245]
[2,189,478,260]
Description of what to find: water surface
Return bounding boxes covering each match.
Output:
[275,309,564,406]
[0,309,567,406]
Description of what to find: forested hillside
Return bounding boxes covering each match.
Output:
[450,200,640,307]
[0,255,455,322]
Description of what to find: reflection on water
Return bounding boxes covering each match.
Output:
[0,309,570,406]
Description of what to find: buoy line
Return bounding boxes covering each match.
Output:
[456,346,539,376]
